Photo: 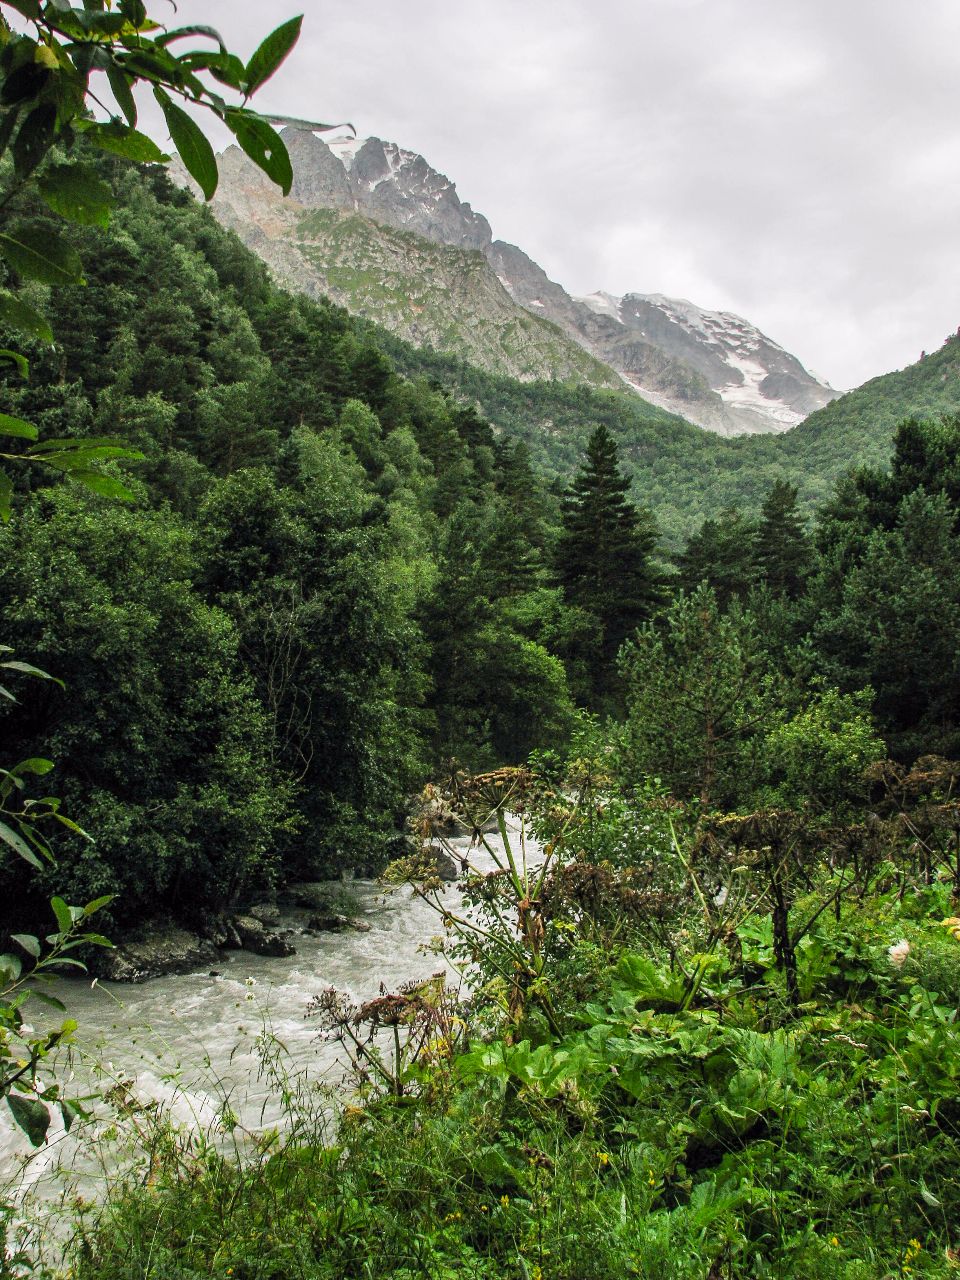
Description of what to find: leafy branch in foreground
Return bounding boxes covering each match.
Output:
[0,1,343,517]
[0,647,112,1146]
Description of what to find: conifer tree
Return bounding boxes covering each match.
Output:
[676,508,758,608]
[754,481,810,597]
[555,425,661,703]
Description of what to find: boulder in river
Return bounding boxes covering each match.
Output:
[232,914,296,957]
[307,911,372,933]
[99,925,220,984]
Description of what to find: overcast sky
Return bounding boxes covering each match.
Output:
[145,0,960,390]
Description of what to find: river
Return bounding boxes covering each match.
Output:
[1,824,521,1219]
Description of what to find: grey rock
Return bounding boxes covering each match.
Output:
[247,901,281,927]
[99,926,219,984]
[307,912,372,934]
[232,915,296,958]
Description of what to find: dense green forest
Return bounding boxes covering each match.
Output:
[376,325,960,545]
[3,110,960,1280]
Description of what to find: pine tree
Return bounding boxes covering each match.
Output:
[676,508,758,608]
[754,481,810,597]
[554,425,661,703]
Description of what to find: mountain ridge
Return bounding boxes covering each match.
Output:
[175,129,838,436]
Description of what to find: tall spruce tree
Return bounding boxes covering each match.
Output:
[555,425,660,704]
[676,507,758,608]
[754,481,810,598]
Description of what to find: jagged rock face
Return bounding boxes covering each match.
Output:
[178,129,838,435]
[179,136,620,390]
[575,292,839,434]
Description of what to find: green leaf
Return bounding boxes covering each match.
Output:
[59,1100,79,1133]
[0,414,38,441]
[50,897,73,935]
[0,953,23,982]
[38,165,113,227]
[118,0,147,25]
[1,661,60,683]
[7,1095,51,1147]
[11,757,55,775]
[0,819,42,868]
[83,894,114,916]
[0,292,53,344]
[106,63,137,129]
[181,51,245,91]
[11,934,40,959]
[227,113,292,194]
[0,349,30,378]
[5,0,40,18]
[28,990,66,1012]
[12,102,57,179]
[79,120,169,163]
[0,467,11,523]
[0,227,84,286]
[155,92,218,199]
[156,24,227,51]
[244,15,302,96]
[58,469,136,501]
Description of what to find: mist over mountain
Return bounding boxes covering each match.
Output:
[177,129,839,436]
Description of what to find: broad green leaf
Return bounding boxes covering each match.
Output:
[118,0,147,25]
[11,934,40,958]
[7,1095,51,1147]
[106,63,137,128]
[156,24,227,51]
[50,896,72,934]
[0,227,84,286]
[38,165,113,228]
[181,51,245,91]
[227,113,292,194]
[55,468,136,501]
[5,0,40,18]
[0,819,42,868]
[83,894,114,916]
[59,1100,79,1133]
[79,120,169,163]
[155,91,217,199]
[0,292,53,344]
[28,990,66,1012]
[0,953,23,981]
[80,933,113,948]
[0,414,38,441]
[0,349,30,378]
[12,102,57,179]
[244,15,302,96]
[11,757,55,775]
[1,661,60,683]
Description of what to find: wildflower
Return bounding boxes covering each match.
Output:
[596,1151,610,1166]
[888,939,911,968]
[480,1204,488,1213]
[500,1194,510,1207]
[648,1169,656,1187]
[245,976,256,986]
[830,1236,839,1247]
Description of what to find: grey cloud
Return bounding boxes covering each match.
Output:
[146,0,960,389]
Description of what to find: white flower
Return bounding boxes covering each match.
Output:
[888,939,911,968]
[245,976,256,987]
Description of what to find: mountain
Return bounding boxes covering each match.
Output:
[178,130,838,436]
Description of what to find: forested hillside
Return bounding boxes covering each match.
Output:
[0,159,582,930]
[380,329,960,545]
